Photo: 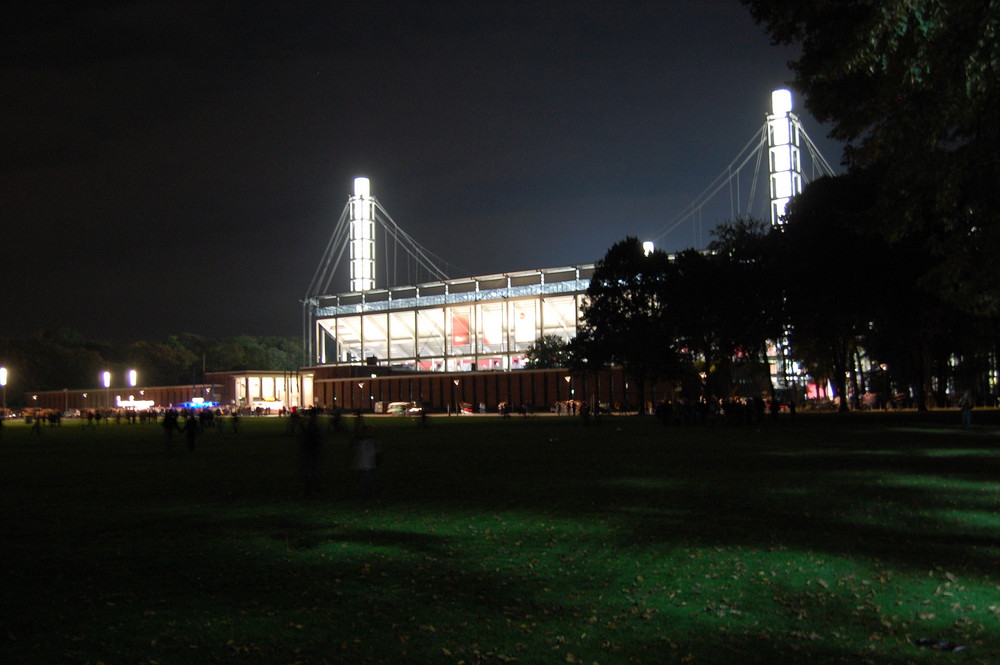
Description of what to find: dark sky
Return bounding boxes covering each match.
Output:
[2,1,842,343]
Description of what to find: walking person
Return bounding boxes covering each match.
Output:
[959,391,973,430]
[298,408,323,496]
[182,411,198,450]
[353,425,381,498]
[162,408,180,449]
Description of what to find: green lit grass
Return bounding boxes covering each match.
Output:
[2,411,999,664]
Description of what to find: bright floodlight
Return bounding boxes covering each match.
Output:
[767,89,802,225]
[771,89,792,115]
[349,177,375,292]
[128,369,137,387]
[0,367,6,386]
[642,241,654,256]
[102,371,111,388]
[354,176,370,198]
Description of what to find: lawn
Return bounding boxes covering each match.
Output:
[1,410,998,664]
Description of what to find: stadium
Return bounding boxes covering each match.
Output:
[26,90,830,415]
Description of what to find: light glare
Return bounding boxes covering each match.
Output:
[771,89,792,115]
[354,176,370,199]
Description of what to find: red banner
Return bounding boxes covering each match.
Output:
[452,313,470,346]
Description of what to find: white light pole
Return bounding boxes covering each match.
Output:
[102,371,111,410]
[128,369,138,411]
[0,366,7,419]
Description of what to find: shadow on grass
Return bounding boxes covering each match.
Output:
[365,414,1000,575]
[2,412,999,664]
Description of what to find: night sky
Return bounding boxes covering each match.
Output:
[2,1,842,343]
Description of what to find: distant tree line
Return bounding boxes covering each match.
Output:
[0,330,300,407]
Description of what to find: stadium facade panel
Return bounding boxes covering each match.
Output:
[310,264,595,372]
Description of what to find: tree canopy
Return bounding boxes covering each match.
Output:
[576,237,682,409]
[742,0,1000,314]
[742,1,997,158]
[575,226,783,406]
[524,334,570,369]
[577,188,998,411]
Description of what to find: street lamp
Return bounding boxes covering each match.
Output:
[564,375,572,414]
[879,363,889,410]
[102,371,111,409]
[128,369,138,409]
[0,366,7,420]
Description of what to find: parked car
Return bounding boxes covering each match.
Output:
[386,401,422,416]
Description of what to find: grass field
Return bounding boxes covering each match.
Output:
[1,410,998,664]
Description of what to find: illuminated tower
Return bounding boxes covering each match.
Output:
[349,176,375,292]
[767,89,802,226]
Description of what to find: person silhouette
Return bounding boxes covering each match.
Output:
[353,425,381,497]
[183,411,198,450]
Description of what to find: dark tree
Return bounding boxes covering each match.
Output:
[778,173,882,411]
[576,237,682,412]
[861,236,995,409]
[0,331,104,402]
[742,0,1000,315]
[124,341,199,386]
[525,335,570,369]
[702,218,784,396]
[1,331,302,401]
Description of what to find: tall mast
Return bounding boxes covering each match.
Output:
[349,176,375,292]
[767,89,803,225]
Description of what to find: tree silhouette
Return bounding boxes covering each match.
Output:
[525,335,570,369]
[742,0,1000,316]
[577,237,682,412]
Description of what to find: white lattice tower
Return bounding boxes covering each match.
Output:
[349,177,375,292]
[767,89,803,226]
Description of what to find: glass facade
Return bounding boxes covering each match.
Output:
[234,373,302,408]
[311,266,593,371]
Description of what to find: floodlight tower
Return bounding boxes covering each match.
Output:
[767,89,803,226]
[349,176,375,292]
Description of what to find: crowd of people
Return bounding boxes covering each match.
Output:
[653,395,792,426]
[11,403,385,498]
